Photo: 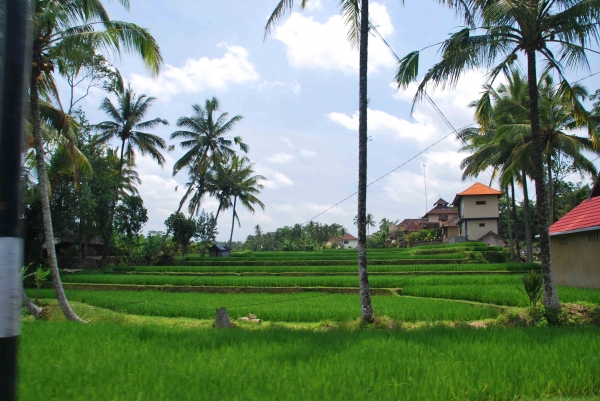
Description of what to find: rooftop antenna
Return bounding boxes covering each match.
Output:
[423,163,428,214]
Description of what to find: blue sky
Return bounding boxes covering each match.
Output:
[64,0,600,242]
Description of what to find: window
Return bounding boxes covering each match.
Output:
[476,201,487,205]
[479,223,485,227]
[343,240,348,244]
[590,232,599,243]
[559,237,568,245]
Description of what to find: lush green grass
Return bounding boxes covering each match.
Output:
[19,322,600,400]
[180,253,471,264]
[31,289,500,322]
[113,262,537,274]
[60,273,526,289]
[402,284,600,307]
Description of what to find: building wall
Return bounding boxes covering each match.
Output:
[442,226,460,242]
[461,219,499,241]
[427,214,440,223]
[550,230,600,289]
[459,195,500,219]
[343,239,358,249]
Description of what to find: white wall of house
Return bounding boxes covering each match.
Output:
[342,239,358,249]
[459,195,499,219]
[460,219,499,240]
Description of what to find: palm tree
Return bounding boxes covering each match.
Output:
[353,213,375,235]
[224,156,266,251]
[266,0,377,323]
[95,86,168,266]
[29,0,162,321]
[150,99,247,264]
[396,0,600,310]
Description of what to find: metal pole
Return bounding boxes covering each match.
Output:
[0,0,31,399]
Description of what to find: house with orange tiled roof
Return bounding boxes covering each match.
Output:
[453,182,503,242]
[326,233,358,249]
[549,190,600,289]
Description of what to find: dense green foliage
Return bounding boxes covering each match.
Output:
[19,323,600,400]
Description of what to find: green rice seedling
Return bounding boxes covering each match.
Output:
[113,262,538,274]
[401,284,600,307]
[19,323,600,400]
[30,289,499,322]
[60,273,525,289]
[516,270,544,311]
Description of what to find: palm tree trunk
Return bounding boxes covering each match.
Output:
[101,139,126,268]
[505,189,516,261]
[547,151,554,225]
[228,196,237,251]
[357,0,375,324]
[30,75,85,323]
[21,284,42,319]
[526,49,560,309]
[522,170,533,263]
[510,179,521,259]
[150,184,194,265]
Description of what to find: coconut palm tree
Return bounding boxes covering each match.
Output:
[396,0,600,310]
[150,99,247,264]
[94,86,168,266]
[265,0,378,323]
[224,156,266,251]
[353,213,375,235]
[29,0,162,321]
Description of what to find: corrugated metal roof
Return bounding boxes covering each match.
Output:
[549,196,600,235]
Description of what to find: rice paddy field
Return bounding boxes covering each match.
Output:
[23,242,600,400]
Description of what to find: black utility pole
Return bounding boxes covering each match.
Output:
[0,0,31,400]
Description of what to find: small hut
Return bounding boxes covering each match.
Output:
[209,244,230,257]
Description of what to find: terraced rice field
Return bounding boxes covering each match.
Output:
[37,242,600,323]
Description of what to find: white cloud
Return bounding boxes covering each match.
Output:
[280,136,295,149]
[266,152,295,164]
[259,80,286,90]
[301,148,316,157]
[272,2,395,74]
[291,81,301,94]
[130,44,258,98]
[304,0,322,11]
[327,108,437,142]
[255,163,294,189]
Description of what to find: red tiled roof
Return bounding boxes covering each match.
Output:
[340,233,357,241]
[396,219,427,232]
[457,182,503,197]
[440,215,458,227]
[425,205,458,216]
[326,237,339,244]
[549,196,600,235]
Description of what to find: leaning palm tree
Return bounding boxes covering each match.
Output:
[94,86,168,266]
[266,0,378,323]
[29,0,162,322]
[396,0,600,310]
[150,99,247,264]
[224,156,266,251]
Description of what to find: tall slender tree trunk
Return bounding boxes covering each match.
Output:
[30,75,85,323]
[100,139,126,268]
[526,50,560,309]
[510,179,521,259]
[546,151,554,225]
[150,184,194,265]
[228,196,237,251]
[522,170,533,263]
[357,0,375,324]
[505,189,516,261]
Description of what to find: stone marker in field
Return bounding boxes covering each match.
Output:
[214,307,232,328]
